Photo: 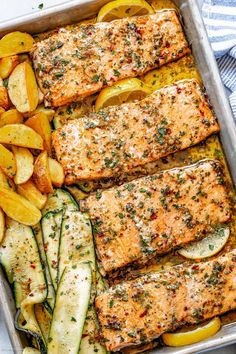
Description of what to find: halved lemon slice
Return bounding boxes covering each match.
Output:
[97,0,154,22]
[178,227,230,260]
[95,78,152,111]
[162,317,221,347]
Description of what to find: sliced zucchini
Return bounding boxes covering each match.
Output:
[0,218,47,337]
[41,210,63,290]
[35,303,52,342]
[23,348,40,354]
[76,181,94,193]
[33,224,55,310]
[79,304,107,354]
[15,309,46,354]
[42,188,78,216]
[65,185,88,202]
[48,263,92,354]
[58,210,95,282]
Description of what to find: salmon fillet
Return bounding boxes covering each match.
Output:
[96,250,236,351]
[32,11,189,107]
[81,160,231,272]
[52,80,219,184]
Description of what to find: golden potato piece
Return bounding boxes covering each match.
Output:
[0,55,19,79]
[0,168,15,190]
[0,208,5,243]
[17,179,47,210]
[33,151,53,194]
[12,146,34,185]
[0,124,43,149]
[0,143,16,178]
[48,158,65,187]
[8,62,39,113]
[0,32,34,58]
[23,105,55,122]
[0,109,23,128]
[0,87,9,110]
[0,187,41,226]
[0,107,5,116]
[25,112,51,155]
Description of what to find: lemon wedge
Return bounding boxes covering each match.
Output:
[97,0,154,22]
[95,78,151,111]
[178,227,230,260]
[162,317,221,347]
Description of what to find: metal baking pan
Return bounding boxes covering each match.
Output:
[1,0,236,353]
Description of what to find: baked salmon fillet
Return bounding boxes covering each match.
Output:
[52,80,219,184]
[81,160,231,272]
[95,250,236,351]
[32,11,189,107]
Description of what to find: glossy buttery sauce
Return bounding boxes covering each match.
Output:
[39,0,236,342]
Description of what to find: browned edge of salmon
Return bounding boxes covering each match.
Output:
[52,79,219,184]
[95,250,236,351]
[81,159,231,272]
[32,10,189,107]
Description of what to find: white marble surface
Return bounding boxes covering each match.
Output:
[0,0,236,353]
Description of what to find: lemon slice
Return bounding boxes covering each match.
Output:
[95,78,152,111]
[178,227,230,260]
[97,0,154,22]
[162,317,221,347]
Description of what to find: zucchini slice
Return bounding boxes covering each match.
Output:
[41,210,63,290]
[23,348,40,354]
[33,224,55,310]
[76,180,94,193]
[42,188,78,216]
[48,263,92,354]
[79,304,107,354]
[0,218,47,337]
[35,303,52,343]
[58,210,95,282]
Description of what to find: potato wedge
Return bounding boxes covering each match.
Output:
[0,143,16,178]
[8,62,38,113]
[48,158,65,187]
[0,87,9,110]
[33,151,53,194]
[0,124,43,149]
[24,106,55,122]
[0,32,34,58]
[0,207,5,243]
[12,146,34,184]
[0,55,19,79]
[0,109,23,128]
[25,112,51,155]
[0,187,41,225]
[17,179,47,210]
[0,168,15,190]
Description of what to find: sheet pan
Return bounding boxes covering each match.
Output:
[1,0,236,353]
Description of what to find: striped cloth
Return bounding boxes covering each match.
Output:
[202,0,236,119]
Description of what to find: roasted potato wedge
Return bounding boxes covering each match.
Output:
[12,146,34,185]
[48,158,65,187]
[0,187,41,225]
[0,143,16,178]
[0,32,34,58]
[8,62,38,113]
[23,105,55,122]
[0,168,15,190]
[0,207,5,243]
[0,55,19,79]
[33,151,53,194]
[0,124,43,149]
[0,87,9,110]
[25,112,51,155]
[0,109,23,128]
[17,179,47,210]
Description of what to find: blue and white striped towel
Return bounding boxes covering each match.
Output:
[202,0,236,120]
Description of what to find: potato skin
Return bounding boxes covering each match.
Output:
[33,151,53,194]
